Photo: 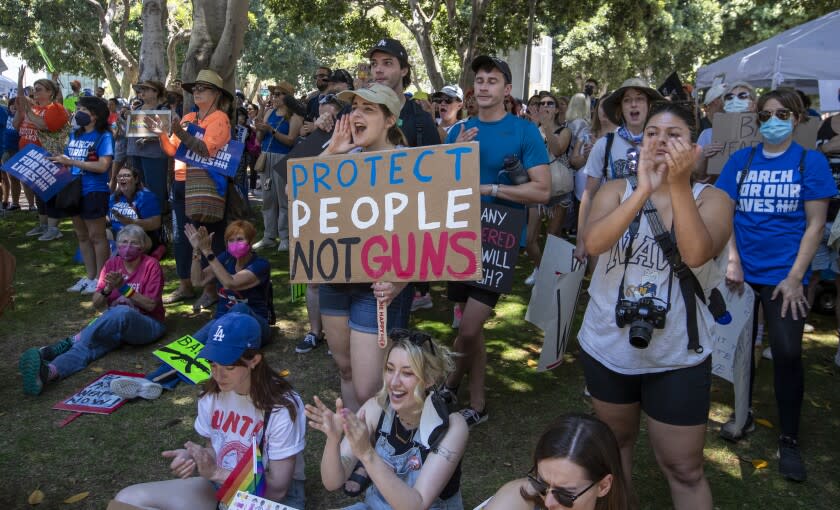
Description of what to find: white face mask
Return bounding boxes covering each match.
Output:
[724,98,750,113]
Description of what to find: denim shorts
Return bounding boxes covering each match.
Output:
[320,283,413,334]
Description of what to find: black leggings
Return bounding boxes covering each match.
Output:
[748,283,805,438]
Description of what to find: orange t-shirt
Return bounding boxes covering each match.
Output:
[160,109,231,182]
[18,102,70,149]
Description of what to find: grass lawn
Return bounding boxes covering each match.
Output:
[1,209,839,509]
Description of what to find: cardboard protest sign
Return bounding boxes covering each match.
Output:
[153,335,212,384]
[53,370,144,415]
[127,109,171,137]
[525,235,586,371]
[710,284,755,383]
[174,123,243,177]
[231,491,300,510]
[468,203,527,293]
[1,144,74,200]
[288,142,483,283]
[708,112,820,174]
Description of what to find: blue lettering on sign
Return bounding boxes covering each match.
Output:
[337,159,358,188]
[413,149,434,183]
[313,162,332,193]
[445,146,472,181]
[388,151,408,185]
[364,154,383,186]
[291,163,308,199]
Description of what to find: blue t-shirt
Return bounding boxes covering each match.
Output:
[445,113,549,210]
[0,107,7,154]
[260,110,291,154]
[716,142,836,285]
[65,129,114,195]
[214,252,271,320]
[108,188,162,234]
[4,108,20,153]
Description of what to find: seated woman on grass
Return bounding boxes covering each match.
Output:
[18,225,165,395]
[185,219,272,345]
[306,329,468,509]
[115,312,307,509]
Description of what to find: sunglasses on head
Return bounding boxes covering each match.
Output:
[724,91,751,101]
[758,108,793,123]
[389,328,436,355]
[527,471,598,507]
[319,93,338,105]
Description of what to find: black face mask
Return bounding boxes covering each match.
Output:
[75,111,92,127]
[584,85,595,96]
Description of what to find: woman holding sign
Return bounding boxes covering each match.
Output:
[49,96,115,295]
[316,83,415,414]
[115,312,307,509]
[578,102,733,508]
[716,89,835,482]
[306,329,468,509]
[151,69,232,310]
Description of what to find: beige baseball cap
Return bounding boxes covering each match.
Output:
[337,83,401,117]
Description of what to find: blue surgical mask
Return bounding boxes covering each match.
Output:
[759,116,794,145]
[723,98,750,113]
[74,111,91,127]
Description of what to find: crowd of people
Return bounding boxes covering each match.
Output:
[3,33,840,510]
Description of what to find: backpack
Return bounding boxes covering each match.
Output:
[0,245,16,317]
[601,132,615,178]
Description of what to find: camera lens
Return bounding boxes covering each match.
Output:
[629,320,653,349]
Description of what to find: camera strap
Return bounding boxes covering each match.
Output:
[628,176,705,353]
[615,210,675,315]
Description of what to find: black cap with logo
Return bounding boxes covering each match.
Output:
[471,55,512,84]
[367,38,409,67]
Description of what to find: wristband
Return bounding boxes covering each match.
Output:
[119,284,135,298]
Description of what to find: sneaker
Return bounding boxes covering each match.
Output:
[80,278,99,294]
[459,407,488,427]
[252,238,277,250]
[803,323,815,333]
[162,288,195,304]
[451,305,463,329]
[38,226,62,241]
[411,294,433,312]
[40,337,74,361]
[192,292,218,312]
[19,348,50,395]
[777,435,807,482]
[719,410,755,442]
[277,239,290,251]
[67,277,90,292]
[524,268,538,286]
[109,377,163,400]
[762,346,773,360]
[5,204,20,211]
[25,225,47,237]
[295,331,323,353]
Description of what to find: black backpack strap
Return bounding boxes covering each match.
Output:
[736,146,758,200]
[602,132,615,178]
[799,147,807,173]
[412,100,424,146]
[260,406,273,471]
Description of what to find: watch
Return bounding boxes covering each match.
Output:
[204,252,216,262]
[491,184,499,197]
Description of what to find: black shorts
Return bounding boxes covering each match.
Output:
[52,191,110,220]
[580,350,711,426]
[446,281,501,309]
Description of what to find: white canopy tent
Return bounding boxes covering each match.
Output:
[695,9,840,94]
[0,74,15,96]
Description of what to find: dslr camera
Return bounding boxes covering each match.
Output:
[615,297,667,349]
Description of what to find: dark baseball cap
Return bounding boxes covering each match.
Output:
[471,55,512,84]
[327,69,355,89]
[367,38,409,66]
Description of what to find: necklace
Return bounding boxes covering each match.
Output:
[393,415,418,444]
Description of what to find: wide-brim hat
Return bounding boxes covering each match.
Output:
[181,70,234,102]
[268,81,295,96]
[602,78,664,124]
[337,83,401,118]
[133,80,166,97]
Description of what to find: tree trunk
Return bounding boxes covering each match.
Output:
[181,0,248,112]
[452,0,491,90]
[94,44,123,96]
[166,29,191,85]
[139,0,168,82]
[85,0,140,96]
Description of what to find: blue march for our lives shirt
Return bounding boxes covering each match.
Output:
[445,113,548,210]
[716,142,836,286]
[65,130,115,195]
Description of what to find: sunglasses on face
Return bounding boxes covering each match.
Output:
[389,328,436,355]
[724,91,751,101]
[758,108,793,122]
[527,471,598,507]
[539,101,556,107]
[434,97,456,105]
[192,85,216,94]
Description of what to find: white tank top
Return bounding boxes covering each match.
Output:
[578,181,725,374]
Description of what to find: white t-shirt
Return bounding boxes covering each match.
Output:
[582,130,636,181]
[195,390,307,481]
[577,181,725,374]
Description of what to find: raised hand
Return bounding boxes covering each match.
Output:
[635,137,666,195]
[324,115,356,155]
[454,123,478,143]
[305,396,346,442]
[663,137,700,185]
[342,408,374,460]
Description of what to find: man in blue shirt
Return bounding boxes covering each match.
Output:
[442,55,550,427]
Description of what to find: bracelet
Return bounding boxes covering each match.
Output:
[119,283,135,298]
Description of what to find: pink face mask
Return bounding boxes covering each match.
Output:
[227,240,251,258]
[118,244,142,261]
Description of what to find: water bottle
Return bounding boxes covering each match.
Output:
[501,155,530,185]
